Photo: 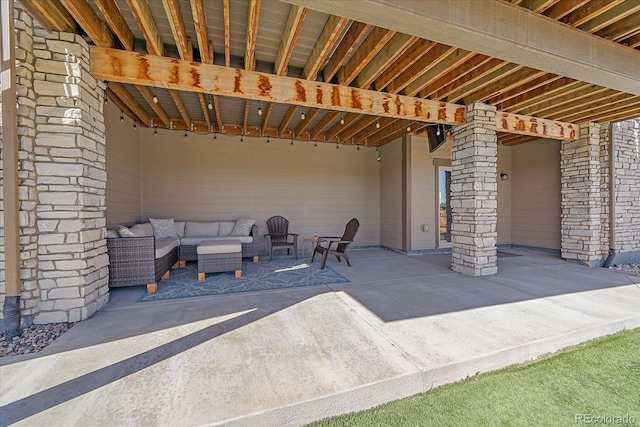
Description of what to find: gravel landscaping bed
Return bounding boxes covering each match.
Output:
[613,263,640,276]
[0,322,76,358]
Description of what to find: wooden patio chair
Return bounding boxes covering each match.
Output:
[312,218,359,269]
[265,215,298,261]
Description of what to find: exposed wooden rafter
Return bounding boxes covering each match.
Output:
[94,0,134,51]
[245,0,261,72]
[338,27,395,85]
[274,5,308,76]
[322,21,370,83]
[302,15,350,80]
[19,0,76,33]
[109,82,151,127]
[190,0,213,64]
[163,0,192,61]
[125,0,164,56]
[223,0,230,66]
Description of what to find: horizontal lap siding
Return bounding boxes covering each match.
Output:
[511,139,561,250]
[139,130,381,252]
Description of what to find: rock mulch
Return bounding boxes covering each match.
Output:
[614,263,640,277]
[0,322,76,358]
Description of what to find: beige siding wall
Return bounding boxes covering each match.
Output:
[380,139,404,250]
[497,145,512,245]
[105,102,142,228]
[511,139,561,249]
[138,128,380,252]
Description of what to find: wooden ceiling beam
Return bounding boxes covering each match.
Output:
[136,85,170,128]
[516,0,559,13]
[223,0,230,66]
[543,0,590,20]
[486,74,562,105]
[162,0,192,61]
[538,89,624,118]
[463,68,548,104]
[447,63,523,103]
[573,103,640,124]
[94,0,134,51]
[338,116,378,142]
[274,5,308,76]
[278,105,298,138]
[353,116,397,145]
[23,0,76,32]
[557,94,640,122]
[496,111,578,140]
[213,95,223,131]
[169,89,191,130]
[302,15,350,80]
[521,86,610,116]
[191,0,213,64]
[324,113,360,140]
[338,27,395,85]
[59,0,113,48]
[106,87,142,124]
[198,93,211,130]
[387,43,456,94]
[109,82,151,127]
[373,39,435,91]
[497,78,581,110]
[355,34,418,89]
[309,111,340,140]
[431,58,506,101]
[16,0,55,32]
[560,0,624,26]
[260,102,274,135]
[245,0,262,71]
[91,47,467,125]
[404,48,475,97]
[322,21,370,83]
[126,0,164,56]
[294,107,319,137]
[596,12,640,41]
[419,54,493,100]
[579,1,640,33]
[623,32,640,49]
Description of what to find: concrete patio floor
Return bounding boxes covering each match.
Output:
[1,248,639,426]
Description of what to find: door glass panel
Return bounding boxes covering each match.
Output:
[439,169,452,245]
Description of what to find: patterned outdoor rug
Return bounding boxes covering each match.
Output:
[139,258,349,302]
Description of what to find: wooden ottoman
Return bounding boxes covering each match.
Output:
[197,240,242,281]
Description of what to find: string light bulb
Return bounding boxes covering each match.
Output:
[154,127,157,136]
[406,125,411,132]
[267,136,270,143]
[214,133,217,140]
[314,142,317,147]
[133,122,137,130]
[376,120,380,129]
[436,125,441,136]
[258,106,263,116]
[152,94,158,103]
[208,100,213,110]
[300,111,306,120]
[336,142,339,149]
[120,111,124,122]
[340,116,345,125]
[184,131,188,138]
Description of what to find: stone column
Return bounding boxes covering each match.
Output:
[450,102,498,276]
[560,123,602,266]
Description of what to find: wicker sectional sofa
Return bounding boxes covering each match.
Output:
[106,220,259,290]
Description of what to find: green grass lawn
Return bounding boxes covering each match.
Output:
[310,329,640,426]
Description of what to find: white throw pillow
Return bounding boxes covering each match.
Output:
[117,226,137,238]
[150,218,178,239]
[130,222,153,237]
[230,219,256,236]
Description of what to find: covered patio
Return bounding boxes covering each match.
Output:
[1,248,639,425]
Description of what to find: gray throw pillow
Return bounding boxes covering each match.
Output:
[118,226,137,238]
[150,218,178,239]
[230,219,256,236]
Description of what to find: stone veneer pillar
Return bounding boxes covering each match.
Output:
[0,4,109,325]
[450,102,498,276]
[560,123,602,267]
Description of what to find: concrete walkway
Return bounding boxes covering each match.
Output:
[1,249,639,426]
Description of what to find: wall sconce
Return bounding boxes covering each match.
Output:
[500,172,509,180]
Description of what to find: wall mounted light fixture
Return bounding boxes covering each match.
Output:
[500,172,509,180]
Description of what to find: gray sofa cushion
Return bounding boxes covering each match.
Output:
[218,221,236,236]
[150,218,178,238]
[130,222,153,237]
[175,221,186,237]
[230,219,256,236]
[180,236,253,246]
[155,238,180,259]
[185,221,219,237]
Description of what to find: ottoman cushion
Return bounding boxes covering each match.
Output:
[197,239,242,255]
